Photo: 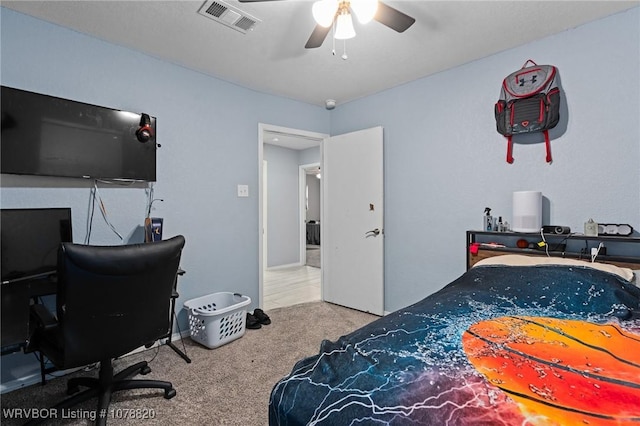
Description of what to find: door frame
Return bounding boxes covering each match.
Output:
[262,159,268,270]
[258,123,328,308]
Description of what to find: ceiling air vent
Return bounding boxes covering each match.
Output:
[198,0,261,34]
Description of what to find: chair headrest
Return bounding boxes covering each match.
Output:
[61,235,185,275]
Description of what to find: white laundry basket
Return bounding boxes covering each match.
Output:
[183,292,251,349]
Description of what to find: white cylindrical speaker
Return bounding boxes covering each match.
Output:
[512,191,542,233]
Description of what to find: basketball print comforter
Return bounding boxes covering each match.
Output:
[269,262,640,425]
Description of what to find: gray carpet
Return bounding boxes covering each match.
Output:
[0,302,376,425]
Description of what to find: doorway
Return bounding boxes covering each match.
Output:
[259,124,385,315]
[301,163,321,268]
[258,124,328,310]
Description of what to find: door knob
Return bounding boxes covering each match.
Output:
[365,228,381,237]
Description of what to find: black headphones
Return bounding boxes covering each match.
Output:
[135,113,153,143]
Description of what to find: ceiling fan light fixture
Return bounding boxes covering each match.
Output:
[334,12,356,40]
[312,0,338,28]
[350,0,378,24]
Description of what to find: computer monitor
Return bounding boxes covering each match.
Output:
[1,208,73,284]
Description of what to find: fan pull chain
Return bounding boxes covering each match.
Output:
[332,24,336,56]
[329,24,348,60]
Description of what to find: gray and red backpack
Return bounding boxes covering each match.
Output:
[495,60,560,163]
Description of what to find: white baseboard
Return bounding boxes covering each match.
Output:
[0,330,189,395]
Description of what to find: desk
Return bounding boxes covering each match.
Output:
[163,269,191,363]
[1,274,57,354]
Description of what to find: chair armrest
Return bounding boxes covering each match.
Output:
[25,304,58,354]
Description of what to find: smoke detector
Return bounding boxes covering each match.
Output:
[198,0,261,34]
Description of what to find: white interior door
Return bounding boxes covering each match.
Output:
[322,126,384,315]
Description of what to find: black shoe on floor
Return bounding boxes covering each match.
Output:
[253,308,271,325]
[246,312,262,329]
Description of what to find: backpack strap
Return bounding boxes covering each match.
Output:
[522,59,538,68]
[506,135,514,164]
[544,130,552,163]
[506,132,552,164]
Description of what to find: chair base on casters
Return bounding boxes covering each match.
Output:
[26,359,176,426]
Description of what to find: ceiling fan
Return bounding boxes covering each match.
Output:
[238,0,416,49]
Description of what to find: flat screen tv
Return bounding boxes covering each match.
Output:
[1,208,73,284]
[1,86,157,181]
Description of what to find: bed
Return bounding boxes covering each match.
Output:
[269,255,640,425]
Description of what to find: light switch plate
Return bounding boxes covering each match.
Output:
[237,184,249,197]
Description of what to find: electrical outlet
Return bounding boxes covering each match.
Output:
[237,184,249,197]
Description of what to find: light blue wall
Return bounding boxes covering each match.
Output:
[0,7,329,385]
[299,146,321,166]
[264,144,300,267]
[331,7,640,311]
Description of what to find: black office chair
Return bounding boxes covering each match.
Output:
[26,235,186,425]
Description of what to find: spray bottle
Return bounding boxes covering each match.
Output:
[484,207,494,231]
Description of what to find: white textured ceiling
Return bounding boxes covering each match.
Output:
[3,0,638,109]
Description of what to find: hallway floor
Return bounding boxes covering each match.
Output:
[263,265,320,310]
